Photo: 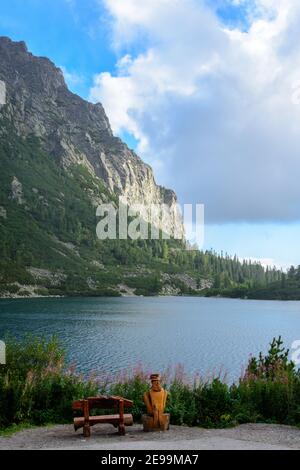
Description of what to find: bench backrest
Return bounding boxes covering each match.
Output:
[72,395,133,413]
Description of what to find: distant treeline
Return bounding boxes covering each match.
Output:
[206,265,300,300]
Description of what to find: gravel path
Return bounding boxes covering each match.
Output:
[0,423,300,450]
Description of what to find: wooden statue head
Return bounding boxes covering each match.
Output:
[150,373,162,392]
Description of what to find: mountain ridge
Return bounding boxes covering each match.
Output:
[0,36,183,237]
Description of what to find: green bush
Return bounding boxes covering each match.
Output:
[0,336,98,428]
[110,374,149,420]
[234,337,300,425]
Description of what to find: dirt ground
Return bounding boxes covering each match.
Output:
[0,423,300,450]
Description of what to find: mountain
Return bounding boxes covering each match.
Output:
[0,36,190,297]
[0,37,284,298]
[0,37,183,236]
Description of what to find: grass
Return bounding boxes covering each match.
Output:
[0,423,37,437]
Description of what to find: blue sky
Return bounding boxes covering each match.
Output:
[1,0,300,269]
[0,1,111,96]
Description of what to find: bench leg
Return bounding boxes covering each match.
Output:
[118,399,125,435]
[83,400,90,438]
[83,425,91,438]
[118,424,125,436]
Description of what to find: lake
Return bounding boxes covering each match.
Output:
[0,296,300,383]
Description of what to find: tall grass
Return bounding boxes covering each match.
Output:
[107,337,300,427]
[0,336,98,428]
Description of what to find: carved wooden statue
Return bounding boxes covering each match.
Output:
[142,373,170,431]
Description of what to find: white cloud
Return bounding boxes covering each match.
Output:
[60,66,84,87]
[90,0,300,223]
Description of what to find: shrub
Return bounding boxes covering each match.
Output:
[235,337,300,425]
[0,336,98,428]
[109,366,150,420]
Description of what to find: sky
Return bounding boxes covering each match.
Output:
[1,0,300,269]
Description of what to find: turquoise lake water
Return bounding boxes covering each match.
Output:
[0,296,300,382]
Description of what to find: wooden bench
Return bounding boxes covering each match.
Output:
[72,396,134,436]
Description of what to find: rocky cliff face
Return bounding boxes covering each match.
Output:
[0,37,183,237]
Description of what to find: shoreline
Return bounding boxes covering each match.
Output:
[1,293,300,302]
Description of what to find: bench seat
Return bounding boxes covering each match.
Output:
[74,414,133,431]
